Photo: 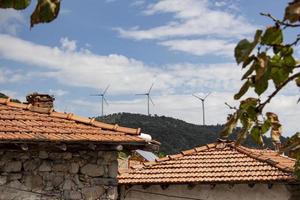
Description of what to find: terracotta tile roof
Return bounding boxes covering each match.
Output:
[0,98,146,144]
[118,141,296,184]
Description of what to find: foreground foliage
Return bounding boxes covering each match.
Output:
[0,0,60,27]
[221,0,300,179]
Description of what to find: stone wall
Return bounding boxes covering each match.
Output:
[0,149,119,200]
[121,184,292,200]
[287,184,300,200]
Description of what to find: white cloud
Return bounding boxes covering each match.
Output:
[0,9,24,35]
[0,67,29,83]
[215,1,227,7]
[60,37,77,52]
[0,34,156,94]
[60,9,72,15]
[105,0,116,3]
[114,0,256,59]
[0,34,242,95]
[159,39,235,57]
[213,0,240,11]
[116,0,256,40]
[131,0,146,7]
[49,89,69,97]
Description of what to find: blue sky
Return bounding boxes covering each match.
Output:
[0,0,299,136]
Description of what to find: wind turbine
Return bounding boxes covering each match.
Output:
[90,85,110,116]
[193,92,211,125]
[136,83,155,116]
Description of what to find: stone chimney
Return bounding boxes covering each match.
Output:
[26,93,55,113]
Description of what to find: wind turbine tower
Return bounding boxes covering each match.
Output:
[136,83,155,116]
[193,92,211,125]
[90,85,110,116]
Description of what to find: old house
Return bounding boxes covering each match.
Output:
[119,140,300,200]
[118,150,159,170]
[0,93,155,200]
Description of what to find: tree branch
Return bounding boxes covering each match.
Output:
[287,35,300,47]
[260,12,300,27]
[258,72,300,112]
[225,102,237,110]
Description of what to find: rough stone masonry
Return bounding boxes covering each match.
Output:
[0,149,119,200]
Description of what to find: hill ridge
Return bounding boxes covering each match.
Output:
[97,112,283,154]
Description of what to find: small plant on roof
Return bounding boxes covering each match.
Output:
[221,0,300,179]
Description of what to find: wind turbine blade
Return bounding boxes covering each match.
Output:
[192,94,204,101]
[203,92,211,100]
[135,93,147,96]
[148,83,154,94]
[149,96,155,106]
[103,97,109,105]
[103,85,110,95]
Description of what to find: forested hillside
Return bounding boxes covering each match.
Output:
[0,93,8,98]
[98,113,287,154]
[0,92,20,103]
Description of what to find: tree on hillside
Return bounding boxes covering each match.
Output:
[221,0,300,179]
[0,0,60,27]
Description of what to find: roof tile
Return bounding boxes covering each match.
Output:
[0,98,146,144]
[119,142,296,184]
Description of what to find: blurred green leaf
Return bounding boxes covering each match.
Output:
[256,53,269,80]
[0,0,31,10]
[31,0,60,28]
[242,55,256,68]
[254,29,263,43]
[240,98,259,121]
[234,81,250,100]
[235,39,254,64]
[283,55,296,70]
[284,0,300,23]
[270,67,289,87]
[220,112,238,138]
[254,53,271,95]
[255,77,268,95]
[236,118,252,145]
[251,126,264,146]
[234,30,262,65]
[274,46,294,56]
[240,98,258,111]
[261,119,271,133]
[261,26,283,45]
[270,54,282,68]
[296,77,300,87]
[242,63,256,80]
